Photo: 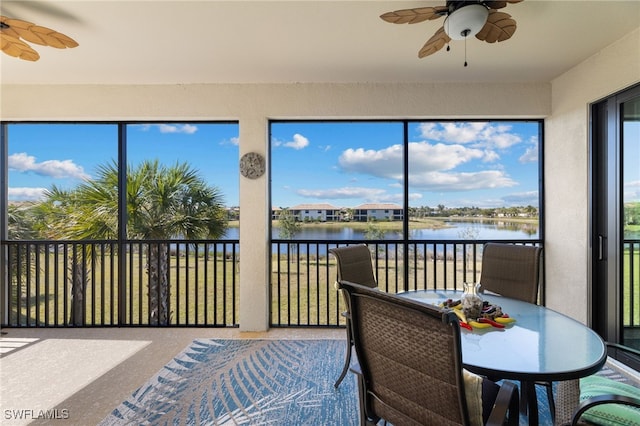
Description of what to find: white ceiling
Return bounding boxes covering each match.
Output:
[1,0,639,85]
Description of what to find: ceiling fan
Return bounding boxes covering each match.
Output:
[0,15,78,61]
[380,0,523,63]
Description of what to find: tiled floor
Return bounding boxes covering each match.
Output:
[0,327,344,425]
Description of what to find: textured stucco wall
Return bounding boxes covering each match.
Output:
[545,27,640,323]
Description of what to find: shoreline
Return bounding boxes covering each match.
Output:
[239,216,539,230]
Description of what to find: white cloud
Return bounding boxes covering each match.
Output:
[218,136,239,146]
[296,186,386,199]
[338,144,403,179]
[409,170,517,192]
[337,140,519,193]
[273,134,309,150]
[135,124,198,134]
[417,122,522,152]
[419,122,488,144]
[338,142,484,180]
[482,150,500,163]
[8,187,47,201]
[519,147,538,163]
[158,124,198,134]
[491,131,521,149]
[9,153,90,180]
[279,133,309,150]
[408,142,485,171]
[519,136,539,163]
[334,123,535,195]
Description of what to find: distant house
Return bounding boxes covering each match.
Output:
[288,203,341,222]
[272,203,405,222]
[353,203,403,222]
[271,206,282,220]
[226,206,240,220]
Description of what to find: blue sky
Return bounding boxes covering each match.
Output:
[7,120,543,209]
[271,121,541,209]
[8,123,240,204]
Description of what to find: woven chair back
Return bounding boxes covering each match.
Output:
[340,280,469,426]
[329,244,377,288]
[480,243,542,304]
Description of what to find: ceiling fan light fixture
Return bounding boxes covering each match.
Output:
[444,4,489,40]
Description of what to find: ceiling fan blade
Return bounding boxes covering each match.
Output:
[1,16,78,48]
[0,32,40,61]
[483,0,524,10]
[475,10,516,43]
[380,6,447,24]
[29,24,78,48]
[418,26,451,58]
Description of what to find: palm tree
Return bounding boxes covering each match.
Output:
[126,160,227,324]
[42,159,227,325]
[39,184,109,325]
[7,203,39,240]
[7,203,43,324]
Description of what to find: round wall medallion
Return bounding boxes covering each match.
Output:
[240,152,265,179]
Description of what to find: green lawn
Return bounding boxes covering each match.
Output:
[623,247,640,325]
[9,252,239,327]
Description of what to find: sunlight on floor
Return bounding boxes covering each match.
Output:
[0,338,150,425]
[0,337,40,355]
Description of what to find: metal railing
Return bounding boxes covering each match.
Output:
[5,238,640,340]
[270,239,542,327]
[2,239,239,327]
[623,240,640,339]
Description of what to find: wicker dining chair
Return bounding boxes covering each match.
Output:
[479,243,543,304]
[329,244,378,388]
[555,343,640,426]
[479,243,550,419]
[338,280,520,426]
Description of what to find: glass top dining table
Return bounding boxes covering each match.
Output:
[397,289,607,425]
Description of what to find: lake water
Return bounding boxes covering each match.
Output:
[221,220,539,241]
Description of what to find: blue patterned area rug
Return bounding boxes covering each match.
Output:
[100,339,359,425]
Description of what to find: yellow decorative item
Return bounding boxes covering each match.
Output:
[468,320,492,329]
[442,297,515,331]
[452,308,467,323]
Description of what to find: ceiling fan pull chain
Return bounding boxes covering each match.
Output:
[464,36,468,67]
[446,16,451,52]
